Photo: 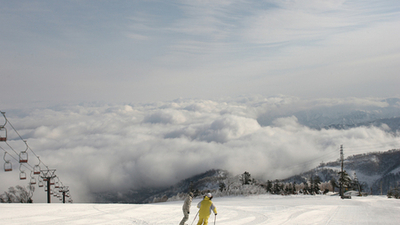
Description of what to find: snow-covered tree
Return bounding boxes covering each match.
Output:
[0,185,34,203]
[338,171,352,195]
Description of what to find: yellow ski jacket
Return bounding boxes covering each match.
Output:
[197,196,217,218]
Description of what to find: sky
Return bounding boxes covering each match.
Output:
[1,1,400,203]
[1,0,400,108]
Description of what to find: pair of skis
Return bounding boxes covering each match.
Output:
[191,211,216,225]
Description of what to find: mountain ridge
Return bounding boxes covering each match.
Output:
[92,149,400,203]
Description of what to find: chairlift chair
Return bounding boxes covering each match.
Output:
[19,152,28,163]
[33,164,41,175]
[38,180,44,187]
[30,176,36,185]
[4,161,12,172]
[20,171,27,180]
[19,141,29,163]
[0,112,7,141]
[30,172,37,185]
[19,164,26,180]
[0,127,6,142]
[3,152,12,172]
[54,176,60,188]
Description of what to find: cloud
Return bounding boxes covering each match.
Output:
[143,109,187,124]
[1,96,400,202]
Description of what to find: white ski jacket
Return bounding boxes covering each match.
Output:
[182,195,192,213]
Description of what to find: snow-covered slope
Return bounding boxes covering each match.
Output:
[1,195,400,224]
[282,149,400,194]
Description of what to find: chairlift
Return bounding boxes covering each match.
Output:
[19,164,26,180]
[3,152,12,172]
[30,176,36,185]
[33,164,41,175]
[0,127,6,142]
[30,172,37,185]
[19,141,29,163]
[19,152,28,163]
[4,161,12,172]
[20,172,27,180]
[33,157,41,174]
[38,179,44,187]
[54,176,60,188]
[0,112,7,141]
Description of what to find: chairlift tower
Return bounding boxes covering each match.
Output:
[59,186,70,203]
[340,145,344,198]
[40,169,56,203]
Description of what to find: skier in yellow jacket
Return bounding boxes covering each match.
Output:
[197,193,217,225]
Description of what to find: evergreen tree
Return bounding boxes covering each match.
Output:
[338,170,352,195]
[303,182,310,194]
[387,186,400,199]
[292,181,296,194]
[266,180,272,193]
[330,178,337,192]
[273,180,281,194]
[219,182,226,192]
[312,176,321,194]
[241,171,251,185]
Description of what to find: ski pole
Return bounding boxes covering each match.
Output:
[191,211,199,225]
[214,214,216,225]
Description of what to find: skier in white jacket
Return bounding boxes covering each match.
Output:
[179,192,194,225]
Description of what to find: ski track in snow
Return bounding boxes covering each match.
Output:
[1,195,400,224]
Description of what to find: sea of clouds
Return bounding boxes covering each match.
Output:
[1,96,400,202]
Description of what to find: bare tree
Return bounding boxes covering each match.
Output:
[0,185,34,203]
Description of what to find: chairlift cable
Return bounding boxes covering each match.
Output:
[4,117,49,169]
[0,111,72,201]
[0,145,35,171]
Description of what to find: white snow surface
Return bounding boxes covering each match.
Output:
[1,194,400,225]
